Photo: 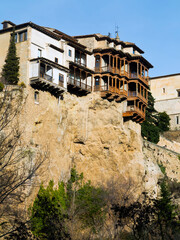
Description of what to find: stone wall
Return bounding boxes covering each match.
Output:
[143,140,180,193]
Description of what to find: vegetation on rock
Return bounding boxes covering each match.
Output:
[30,168,107,239]
[0,82,4,92]
[0,87,47,238]
[29,168,180,240]
[141,91,170,143]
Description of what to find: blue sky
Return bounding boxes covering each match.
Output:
[1,0,180,77]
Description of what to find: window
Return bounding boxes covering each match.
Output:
[19,31,27,42]
[59,74,64,86]
[95,56,100,69]
[95,78,99,86]
[55,57,58,63]
[133,49,135,54]
[14,33,17,43]
[38,49,42,58]
[34,91,39,103]
[176,116,179,125]
[163,88,165,93]
[177,90,180,97]
[68,49,72,57]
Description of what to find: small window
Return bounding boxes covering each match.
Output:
[176,116,179,125]
[19,31,27,42]
[55,57,58,63]
[24,31,27,41]
[59,74,64,82]
[14,33,17,43]
[133,49,135,54]
[59,74,64,86]
[163,88,165,93]
[38,49,42,58]
[34,91,39,103]
[177,90,180,97]
[68,49,72,57]
[95,78,99,86]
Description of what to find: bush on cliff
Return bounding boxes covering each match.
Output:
[30,168,107,239]
[141,91,170,144]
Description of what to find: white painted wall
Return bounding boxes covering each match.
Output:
[123,47,133,54]
[116,44,121,50]
[29,61,39,78]
[29,28,71,88]
[150,75,180,130]
[64,44,75,68]
[109,42,114,48]
[87,54,95,70]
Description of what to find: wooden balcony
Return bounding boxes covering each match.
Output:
[30,76,66,97]
[74,59,86,67]
[68,77,91,93]
[95,65,148,85]
[94,84,127,102]
[128,91,147,103]
[129,72,148,84]
[95,66,129,78]
[123,105,146,122]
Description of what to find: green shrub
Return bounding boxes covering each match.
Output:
[18,82,26,88]
[2,28,19,85]
[158,163,166,174]
[30,168,107,239]
[0,82,4,92]
[141,91,170,144]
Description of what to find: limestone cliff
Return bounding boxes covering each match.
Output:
[20,87,180,201]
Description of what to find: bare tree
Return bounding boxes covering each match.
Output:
[0,85,48,238]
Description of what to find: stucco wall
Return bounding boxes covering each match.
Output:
[150,75,180,130]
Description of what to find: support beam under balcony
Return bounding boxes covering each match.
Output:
[30,77,66,97]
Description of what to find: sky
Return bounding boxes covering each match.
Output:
[1,0,180,77]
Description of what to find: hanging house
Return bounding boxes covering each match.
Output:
[0,21,153,123]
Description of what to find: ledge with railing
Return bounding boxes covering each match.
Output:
[128,91,147,102]
[40,73,53,82]
[74,59,86,67]
[30,75,66,96]
[125,105,145,118]
[94,84,127,97]
[129,72,148,83]
[68,77,91,92]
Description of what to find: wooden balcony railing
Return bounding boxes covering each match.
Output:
[94,65,149,83]
[95,66,129,77]
[74,59,86,67]
[128,91,147,102]
[126,105,145,118]
[68,77,91,91]
[40,73,53,82]
[94,84,127,97]
[129,72,148,84]
[94,85,108,91]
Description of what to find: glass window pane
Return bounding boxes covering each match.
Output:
[19,32,23,42]
[24,31,27,41]
[14,33,17,43]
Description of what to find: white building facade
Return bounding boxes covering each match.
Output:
[0,21,152,123]
[150,73,180,130]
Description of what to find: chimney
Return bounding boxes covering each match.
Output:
[1,21,16,30]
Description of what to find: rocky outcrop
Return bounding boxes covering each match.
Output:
[20,88,180,202]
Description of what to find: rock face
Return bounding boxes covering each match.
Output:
[20,88,180,201]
